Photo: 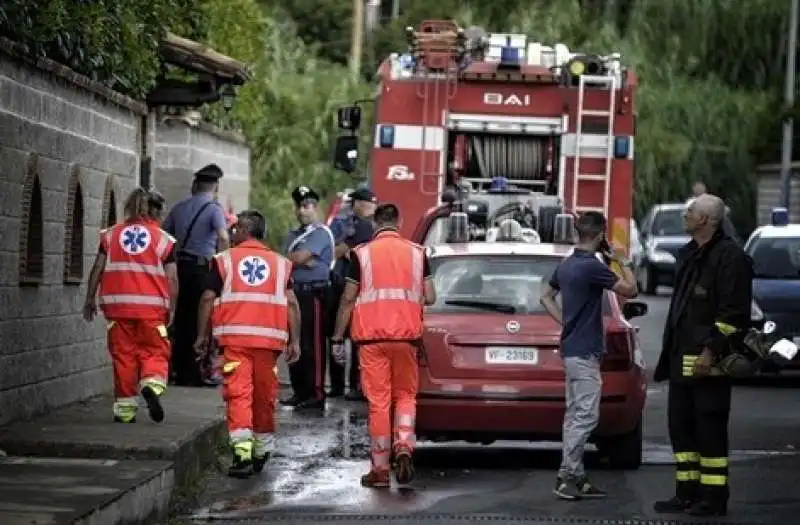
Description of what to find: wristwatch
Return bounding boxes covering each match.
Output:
[621,258,634,269]
[331,338,344,345]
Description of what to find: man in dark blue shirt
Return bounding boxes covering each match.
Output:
[540,211,638,500]
[328,187,376,400]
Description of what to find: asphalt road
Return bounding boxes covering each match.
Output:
[178,288,800,525]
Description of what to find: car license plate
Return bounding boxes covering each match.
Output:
[485,346,538,365]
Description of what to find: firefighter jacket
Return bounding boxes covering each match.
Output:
[211,240,292,351]
[654,229,753,382]
[98,219,175,321]
[350,230,426,343]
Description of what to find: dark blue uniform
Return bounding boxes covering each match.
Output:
[282,186,335,408]
[329,207,375,396]
[162,164,227,386]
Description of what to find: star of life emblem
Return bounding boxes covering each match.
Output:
[119,225,151,255]
[238,256,269,287]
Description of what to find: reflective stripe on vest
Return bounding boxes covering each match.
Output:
[212,325,289,341]
[98,294,170,307]
[105,261,166,276]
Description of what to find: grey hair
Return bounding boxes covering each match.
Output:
[694,193,726,226]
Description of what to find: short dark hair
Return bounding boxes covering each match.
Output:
[575,211,606,242]
[236,210,266,240]
[374,203,400,225]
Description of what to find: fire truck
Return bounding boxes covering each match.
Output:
[332,20,636,253]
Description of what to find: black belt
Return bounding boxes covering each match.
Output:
[293,280,330,292]
[177,252,210,265]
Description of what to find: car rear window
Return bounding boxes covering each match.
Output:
[427,254,572,314]
[748,236,800,279]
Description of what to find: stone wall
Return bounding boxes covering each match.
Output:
[153,119,250,214]
[0,40,145,424]
[0,38,252,425]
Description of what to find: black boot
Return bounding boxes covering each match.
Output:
[688,500,727,517]
[280,395,302,407]
[141,386,165,423]
[252,452,271,474]
[345,389,365,401]
[653,495,695,514]
[228,453,253,478]
[296,398,325,410]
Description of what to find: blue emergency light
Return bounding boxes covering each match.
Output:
[379,125,395,148]
[614,136,630,159]
[499,47,521,68]
[489,176,509,192]
[771,207,790,226]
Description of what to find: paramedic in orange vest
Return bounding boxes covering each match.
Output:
[195,210,301,478]
[331,203,436,488]
[83,188,179,424]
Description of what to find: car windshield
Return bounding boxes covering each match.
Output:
[651,209,685,236]
[427,254,561,314]
[749,237,800,279]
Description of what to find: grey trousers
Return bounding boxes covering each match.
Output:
[558,355,602,479]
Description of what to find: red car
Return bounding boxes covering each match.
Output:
[416,241,649,469]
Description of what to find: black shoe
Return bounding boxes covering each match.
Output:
[280,395,302,407]
[228,455,253,478]
[553,477,580,500]
[295,398,325,410]
[575,476,606,498]
[141,386,164,423]
[393,450,415,485]
[345,390,365,401]
[252,452,271,473]
[113,415,136,423]
[328,387,345,398]
[687,500,727,517]
[654,496,695,514]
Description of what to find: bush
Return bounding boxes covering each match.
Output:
[0,0,203,97]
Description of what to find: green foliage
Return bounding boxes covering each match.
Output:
[200,1,372,247]
[0,0,203,97]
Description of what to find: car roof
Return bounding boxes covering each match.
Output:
[427,242,574,258]
[747,224,800,240]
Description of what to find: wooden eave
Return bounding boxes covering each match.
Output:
[160,32,252,85]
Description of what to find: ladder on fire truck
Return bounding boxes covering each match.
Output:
[571,74,618,218]
[413,20,460,196]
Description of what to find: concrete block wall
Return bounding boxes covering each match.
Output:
[153,119,251,214]
[0,42,143,424]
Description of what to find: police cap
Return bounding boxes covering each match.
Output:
[194,164,224,183]
[349,187,377,203]
[292,185,320,205]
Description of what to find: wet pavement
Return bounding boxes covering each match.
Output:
[178,291,800,525]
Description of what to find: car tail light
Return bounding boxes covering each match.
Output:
[602,330,633,371]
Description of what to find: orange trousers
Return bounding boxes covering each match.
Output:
[222,346,280,455]
[108,319,171,398]
[359,341,419,473]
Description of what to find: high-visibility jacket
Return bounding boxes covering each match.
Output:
[351,230,425,342]
[98,218,175,321]
[211,240,292,350]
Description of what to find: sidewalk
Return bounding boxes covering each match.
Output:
[0,386,225,525]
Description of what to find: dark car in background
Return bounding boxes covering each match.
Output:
[635,203,739,294]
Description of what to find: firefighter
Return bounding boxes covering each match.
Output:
[330,203,436,488]
[653,194,752,517]
[83,188,179,424]
[195,210,301,478]
[281,186,335,410]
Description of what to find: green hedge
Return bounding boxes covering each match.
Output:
[0,0,204,98]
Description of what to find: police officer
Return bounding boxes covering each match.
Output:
[653,194,752,518]
[162,164,230,386]
[281,186,335,409]
[328,187,377,400]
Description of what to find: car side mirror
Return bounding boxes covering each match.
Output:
[622,300,648,320]
[333,135,359,173]
[337,105,361,131]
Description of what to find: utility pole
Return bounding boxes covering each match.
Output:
[391,0,400,19]
[779,0,798,210]
[350,0,364,78]
[365,0,381,73]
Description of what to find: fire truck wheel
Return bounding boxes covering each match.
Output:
[536,206,561,242]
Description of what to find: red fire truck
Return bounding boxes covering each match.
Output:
[332,20,637,254]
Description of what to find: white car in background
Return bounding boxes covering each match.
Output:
[630,218,642,266]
